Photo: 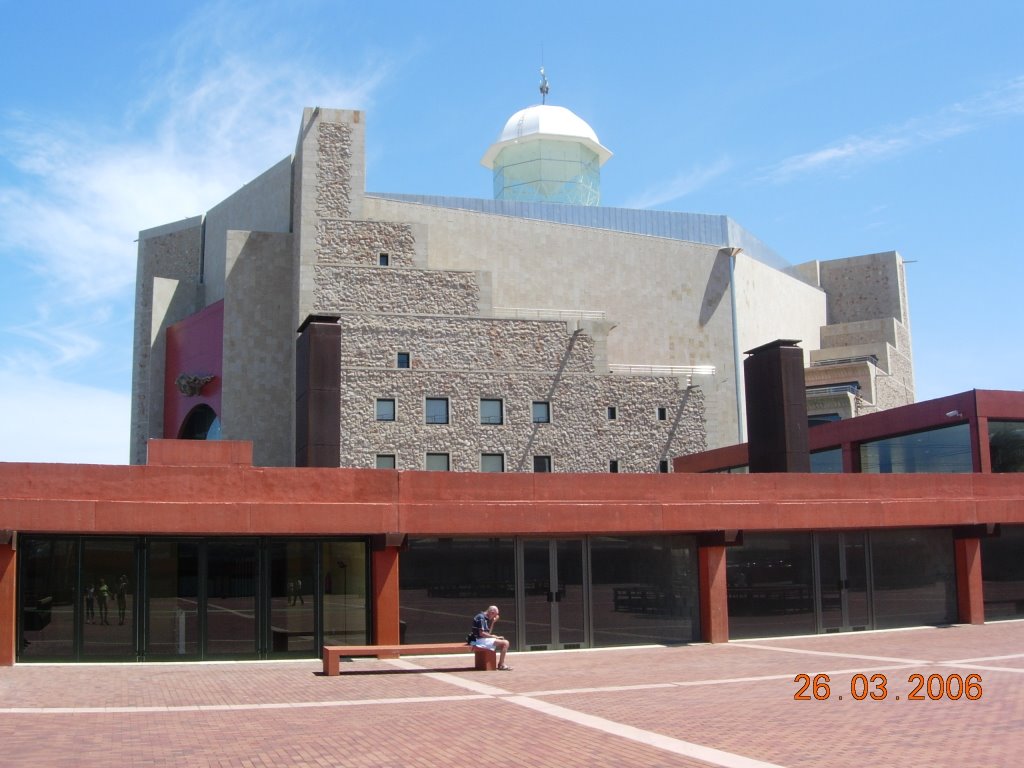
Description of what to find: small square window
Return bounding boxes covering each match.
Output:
[533,455,552,473]
[532,401,551,424]
[659,459,670,473]
[609,459,619,473]
[607,406,617,420]
[480,398,503,425]
[379,253,390,266]
[481,453,504,472]
[425,398,449,424]
[376,454,396,469]
[657,407,668,421]
[425,452,450,471]
[396,352,410,369]
[375,398,396,421]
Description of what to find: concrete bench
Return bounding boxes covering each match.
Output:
[322,642,496,676]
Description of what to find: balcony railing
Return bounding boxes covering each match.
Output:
[492,307,607,321]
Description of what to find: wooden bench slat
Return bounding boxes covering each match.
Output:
[322,643,495,676]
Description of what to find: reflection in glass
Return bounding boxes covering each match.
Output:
[400,538,515,646]
[556,540,585,648]
[981,525,1024,619]
[860,423,972,473]
[727,533,816,639]
[322,541,369,645]
[207,541,258,657]
[19,538,77,660]
[269,540,316,654]
[147,541,199,658]
[870,528,956,628]
[82,539,136,658]
[810,449,843,473]
[989,421,1024,472]
[591,536,699,647]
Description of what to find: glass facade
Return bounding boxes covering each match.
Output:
[19,538,76,660]
[860,423,972,473]
[399,538,516,645]
[989,420,1024,472]
[399,536,700,651]
[981,525,1024,620]
[17,536,368,662]
[727,533,816,639]
[322,540,369,646]
[590,535,699,646]
[870,528,956,628]
[728,528,957,638]
[810,449,843,473]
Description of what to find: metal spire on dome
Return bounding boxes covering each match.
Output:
[539,66,549,104]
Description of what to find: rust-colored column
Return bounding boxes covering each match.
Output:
[372,546,402,644]
[699,544,729,643]
[954,537,985,624]
[0,544,15,666]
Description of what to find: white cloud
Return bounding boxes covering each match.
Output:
[761,75,1024,183]
[0,371,130,464]
[625,156,733,209]
[0,5,393,462]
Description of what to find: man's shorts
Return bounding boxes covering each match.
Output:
[472,637,497,650]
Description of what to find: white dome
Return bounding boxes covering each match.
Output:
[481,104,612,168]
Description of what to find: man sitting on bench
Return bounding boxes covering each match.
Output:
[470,605,511,670]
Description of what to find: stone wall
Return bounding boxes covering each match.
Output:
[339,369,705,472]
[316,121,353,220]
[316,220,417,265]
[334,315,598,373]
[314,265,480,316]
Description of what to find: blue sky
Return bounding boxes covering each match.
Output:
[1,1,1021,463]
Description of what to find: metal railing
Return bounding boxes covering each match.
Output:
[609,364,716,385]
[806,384,861,396]
[491,307,607,321]
[810,355,878,367]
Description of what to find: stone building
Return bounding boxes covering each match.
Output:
[130,101,914,470]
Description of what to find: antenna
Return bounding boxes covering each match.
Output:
[539,66,549,104]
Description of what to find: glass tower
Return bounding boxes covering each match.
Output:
[482,104,611,206]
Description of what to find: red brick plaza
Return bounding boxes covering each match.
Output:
[1,620,1021,767]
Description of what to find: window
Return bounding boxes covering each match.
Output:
[533,455,552,473]
[375,398,396,421]
[607,406,617,420]
[609,459,619,473]
[425,398,449,424]
[659,459,670,473]
[657,407,668,421]
[379,252,390,266]
[396,352,410,369]
[425,453,450,471]
[481,453,505,472]
[480,398,503,425]
[376,454,396,469]
[532,401,551,423]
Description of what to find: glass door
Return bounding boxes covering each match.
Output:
[206,540,258,657]
[815,532,871,632]
[519,539,587,650]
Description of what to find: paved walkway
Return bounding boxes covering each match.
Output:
[1,621,1022,767]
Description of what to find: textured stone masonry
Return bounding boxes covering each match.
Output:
[316,219,417,265]
[340,369,706,472]
[315,122,353,219]
[314,265,480,316]
[335,314,598,374]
